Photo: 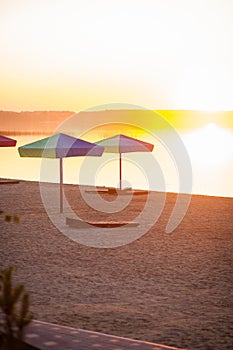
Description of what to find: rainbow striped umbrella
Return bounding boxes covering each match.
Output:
[18,133,104,212]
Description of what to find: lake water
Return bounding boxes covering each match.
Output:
[1,130,233,198]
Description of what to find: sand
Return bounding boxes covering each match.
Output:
[0,180,232,349]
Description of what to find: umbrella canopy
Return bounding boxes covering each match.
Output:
[0,135,17,147]
[18,133,103,158]
[18,133,104,212]
[96,134,154,189]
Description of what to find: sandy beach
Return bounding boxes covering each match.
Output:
[0,180,232,349]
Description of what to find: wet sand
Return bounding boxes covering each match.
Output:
[0,180,232,349]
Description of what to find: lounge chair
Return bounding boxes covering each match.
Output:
[66,217,139,228]
[84,187,148,195]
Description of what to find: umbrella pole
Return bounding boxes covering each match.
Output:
[119,152,122,190]
[60,158,63,213]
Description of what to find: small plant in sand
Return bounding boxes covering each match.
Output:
[0,267,35,350]
[0,210,20,223]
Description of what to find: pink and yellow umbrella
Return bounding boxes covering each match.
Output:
[96,134,154,190]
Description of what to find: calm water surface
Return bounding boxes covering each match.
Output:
[0,132,233,198]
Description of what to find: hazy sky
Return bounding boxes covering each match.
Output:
[1,0,233,111]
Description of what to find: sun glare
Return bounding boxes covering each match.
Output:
[174,59,233,112]
[183,123,233,166]
[206,122,217,131]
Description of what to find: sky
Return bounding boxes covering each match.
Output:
[1,0,233,112]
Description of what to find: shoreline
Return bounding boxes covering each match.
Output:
[1,177,232,200]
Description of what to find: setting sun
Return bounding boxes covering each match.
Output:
[183,122,233,165]
[174,64,233,112]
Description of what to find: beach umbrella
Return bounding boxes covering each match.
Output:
[18,133,104,212]
[0,135,17,147]
[95,134,154,190]
[0,135,17,184]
